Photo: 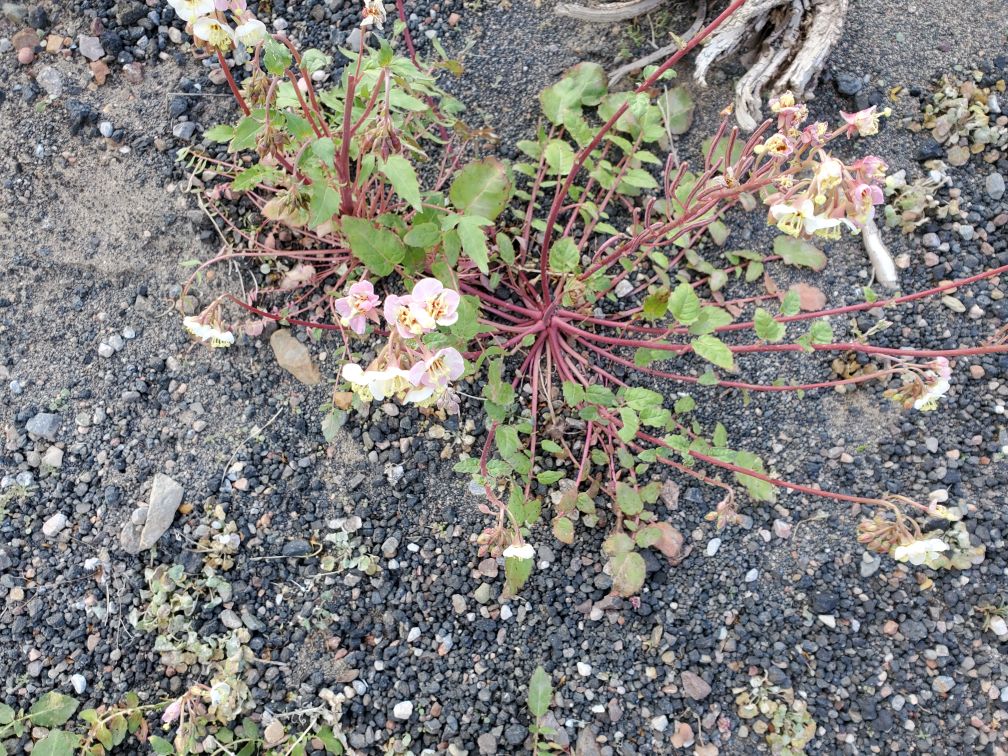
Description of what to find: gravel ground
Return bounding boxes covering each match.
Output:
[1,0,1008,754]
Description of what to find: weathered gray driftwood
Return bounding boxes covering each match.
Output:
[558,0,850,131]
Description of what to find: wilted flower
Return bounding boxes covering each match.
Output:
[361,0,387,28]
[334,280,381,335]
[503,542,535,560]
[847,182,885,225]
[208,681,231,707]
[161,697,183,724]
[168,0,215,23]
[183,315,235,348]
[193,16,235,50]
[755,133,794,158]
[840,106,890,138]
[234,17,268,47]
[342,362,376,402]
[892,537,948,566]
[768,198,814,237]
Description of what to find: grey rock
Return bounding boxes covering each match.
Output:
[41,446,63,469]
[381,536,399,559]
[987,173,1006,201]
[36,65,63,97]
[27,412,61,441]
[504,724,526,747]
[281,539,311,557]
[77,34,104,61]
[172,121,196,141]
[705,538,721,556]
[122,474,183,554]
[477,733,497,755]
[347,28,362,52]
[98,343,115,358]
[220,609,243,630]
[932,676,955,694]
[42,512,67,537]
[835,71,863,96]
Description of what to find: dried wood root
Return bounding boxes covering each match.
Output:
[558,0,850,130]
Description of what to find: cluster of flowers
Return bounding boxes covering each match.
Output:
[167,0,268,51]
[891,536,949,567]
[885,356,952,412]
[339,279,466,409]
[183,315,235,348]
[756,92,891,241]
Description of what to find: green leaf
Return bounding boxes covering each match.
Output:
[29,693,78,728]
[539,62,607,125]
[527,666,553,718]
[404,222,441,248]
[548,237,579,274]
[457,215,491,274]
[615,482,643,516]
[659,86,694,135]
[263,38,293,75]
[733,451,777,502]
[643,289,669,320]
[536,470,565,485]
[540,439,563,454]
[149,735,175,755]
[691,334,735,371]
[623,387,663,411]
[780,290,801,317]
[0,705,13,725]
[496,425,520,458]
[635,525,663,548]
[380,155,423,211]
[552,516,575,544]
[230,163,283,192]
[617,407,639,443]
[712,422,728,448]
[584,385,616,407]
[450,158,512,221]
[674,395,695,413]
[562,381,585,405]
[311,136,335,167]
[668,282,700,325]
[689,306,733,335]
[301,48,332,73]
[342,217,406,276]
[496,232,515,265]
[317,726,344,754]
[543,139,575,174]
[505,554,534,593]
[609,550,647,596]
[203,124,234,143]
[753,308,786,342]
[774,236,827,271]
[308,184,341,229]
[32,730,78,756]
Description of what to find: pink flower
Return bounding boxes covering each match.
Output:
[851,155,888,182]
[931,356,951,381]
[406,347,465,403]
[334,280,380,335]
[162,698,183,724]
[410,278,460,327]
[848,182,884,224]
[840,106,890,137]
[384,294,428,339]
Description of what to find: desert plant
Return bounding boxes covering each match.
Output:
[175,0,1008,599]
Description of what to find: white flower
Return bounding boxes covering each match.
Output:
[192,16,235,49]
[892,537,948,566]
[913,377,950,411]
[361,0,387,27]
[183,316,234,348]
[234,18,268,47]
[503,542,535,561]
[168,0,215,23]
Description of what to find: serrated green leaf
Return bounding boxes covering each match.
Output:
[149,735,175,755]
[674,395,695,413]
[506,554,533,592]
[668,282,700,325]
[539,62,606,125]
[32,730,78,756]
[617,407,639,443]
[403,222,441,248]
[263,38,293,75]
[548,236,579,274]
[615,482,643,516]
[753,308,786,342]
[29,693,78,729]
[689,306,733,335]
[543,139,575,174]
[203,124,234,143]
[450,158,511,220]
[780,290,801,316]
[774,236,827,270]
[457,215,491,274]
[609,550,646,596]
[342,217,405,276]
[536,470,565,485]
[552,516,575,544]
[660,85,694,135]
[308,184,341,229]
[380,154,423,211]
[692,334,735,371]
